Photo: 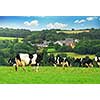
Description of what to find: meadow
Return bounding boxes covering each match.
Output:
[56,30,90,34]
[0,66,100,84]
[48,51,95,59]
[0,37,23,42]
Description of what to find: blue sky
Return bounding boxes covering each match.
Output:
[0,16,100,31]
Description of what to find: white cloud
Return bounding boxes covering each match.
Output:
[74,19,86,24]
[46,22,68,29]
[78,19,86,23]
[24,20,39,27]
[74,20,79,23]
[38,16,46,18]
[86,17,94,21]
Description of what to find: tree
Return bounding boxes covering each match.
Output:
[96,52,100,57]
[42,49,49,66]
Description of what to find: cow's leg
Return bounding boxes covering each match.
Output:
[36,63,39,72]
[89,63,93,68]
[66,62,69,67]
[21,61,26,71]
[15,60,19,71]
[53,64,57,67]
[14,64,18,71]
[97,62,100,67]
[62,62,66,69]
[85,63,89,68]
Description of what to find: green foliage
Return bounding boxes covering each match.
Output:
[0,27,32,38]
[54,43,61,50]
[96,52,100,57]
[74,40,100,54]
[57,45,73,52]
[42,49,49,66]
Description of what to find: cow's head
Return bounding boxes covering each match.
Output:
[8,58,16,66]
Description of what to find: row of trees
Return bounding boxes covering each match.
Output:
[0,27,32,38]
[0,27,100,43]
[74,40,100,54]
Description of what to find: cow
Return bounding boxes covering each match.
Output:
[60,57,71,68]
[72,58,82,67]
[48,54,70,67]
[48,54,57,67]
[94,56,100,67]
[81,56,93,67]
[8,53,43,72]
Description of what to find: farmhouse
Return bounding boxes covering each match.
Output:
[54,38,79,48]
[31,40,50,47]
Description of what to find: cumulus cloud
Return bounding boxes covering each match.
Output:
[46,22,68,29]
[24,20,39,27]
[74,19,86,24]
[86,17,95,21]
[86,16,98,21]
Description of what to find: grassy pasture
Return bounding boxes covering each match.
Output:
[0,66,100,84]
[57,30,89,34]
[0,37,23,42]
[48,52,95,59]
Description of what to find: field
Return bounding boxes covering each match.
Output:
[0,66,100,84]
[0,37,23,42]
[48,51,95,59]
[57,30,90,34]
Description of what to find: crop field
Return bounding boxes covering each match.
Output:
[56,30,90,34]
[0,37,23,42]
[0,66,100,84]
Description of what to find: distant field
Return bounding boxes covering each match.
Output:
[66,52,95,59]
[49,52,95,59]
[57,30,90,34]
[0,37,23,42]
[0,66,100,84]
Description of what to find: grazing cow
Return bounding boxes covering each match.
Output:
[73,58,82,67]
[48,54,70,67]
[8,53,43,72]
[61,57,71,67]
[95,56,100,67]
[48,54,57,67]
[81,56,93,67]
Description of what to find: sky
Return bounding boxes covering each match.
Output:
[0,16,100,31]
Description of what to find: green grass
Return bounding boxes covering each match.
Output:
[0,37,23,42]
[47,48,56,52]
[0,66,100,84]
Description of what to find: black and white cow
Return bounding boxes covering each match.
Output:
[8,53,43,72]
[48,54,70,67]
[81,56,93,67]
[72,58,82,67]
[95,56,100,67]
[48,54,57,67]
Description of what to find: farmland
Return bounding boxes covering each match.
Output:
[56,30,90,34]
[0,37,23,42]
[0,66,100,84]
[48,51,95,59]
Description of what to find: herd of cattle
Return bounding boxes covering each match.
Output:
[8,53,100,72]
